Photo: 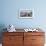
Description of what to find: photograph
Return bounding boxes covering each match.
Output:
[19,9,33,18]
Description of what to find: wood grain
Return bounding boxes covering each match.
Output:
[2,32,45,46]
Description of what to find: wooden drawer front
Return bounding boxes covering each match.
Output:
[3,36,23,44]
[3,44,15,46]
[24,36,32,46]
[3,43,23,46]
[3,32,23,36]
[32,44,44,46]
[32,36,45,44]
[24,32,44,36]
[24,36,44,46]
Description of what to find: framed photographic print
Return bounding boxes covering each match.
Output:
[19,9,33,18]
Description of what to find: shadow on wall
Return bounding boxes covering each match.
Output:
[0,24,7,43]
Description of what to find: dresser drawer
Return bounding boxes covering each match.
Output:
[3,35,23,44]
[3,42,23,46]
[3,36,23,46]
[24,32,44,36]
[3,32,23,36]
[32,44,44,46]
[32,36,45,44]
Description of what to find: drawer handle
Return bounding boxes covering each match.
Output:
[9,38,12,40]
[32,39,36,40]
[9,38,13,40]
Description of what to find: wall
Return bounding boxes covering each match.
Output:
[0,0,46,31]
[0,0,46,30]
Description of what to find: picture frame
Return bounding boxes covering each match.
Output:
[19,9,34,18]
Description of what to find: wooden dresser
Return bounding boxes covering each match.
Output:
[2,32,45,46]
